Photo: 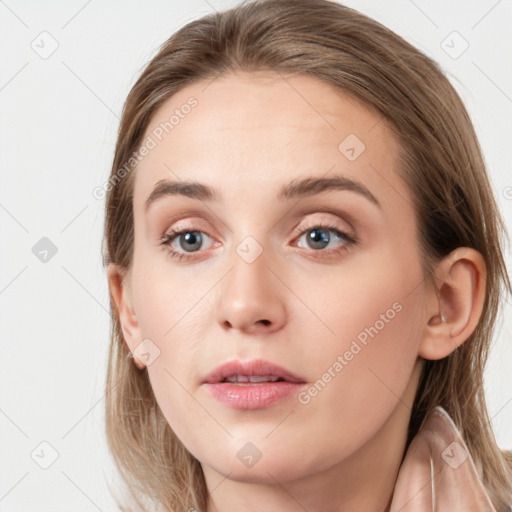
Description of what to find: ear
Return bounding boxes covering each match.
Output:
[419,247,487,360]
[106,263,146,370]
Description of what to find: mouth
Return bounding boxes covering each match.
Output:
[201,359,307,410]
[201,358,306,385]
[220,375,286,384]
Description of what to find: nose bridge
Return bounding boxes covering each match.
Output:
[217,233,286,333]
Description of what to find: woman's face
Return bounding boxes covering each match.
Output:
[121,71,431,483]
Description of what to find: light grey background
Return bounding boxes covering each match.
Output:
[1,0,511,510]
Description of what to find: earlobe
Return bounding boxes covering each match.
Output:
[419,248,487,361]
[106,263,146,370]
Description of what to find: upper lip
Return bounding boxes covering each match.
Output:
[201,359,307,384]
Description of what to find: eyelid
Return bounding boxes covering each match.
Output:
[291,205,357,230]
[154,201,359,233]
[158,216,220,242]
[162,211,354,241]
[290,215,356,240]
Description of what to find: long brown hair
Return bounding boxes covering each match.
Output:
[102,0,512,510]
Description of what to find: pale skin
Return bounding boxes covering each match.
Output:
[107,71,486,512]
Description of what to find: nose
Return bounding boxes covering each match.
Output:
[216,242,286,335]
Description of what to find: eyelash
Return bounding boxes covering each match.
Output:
[160,222,358,262]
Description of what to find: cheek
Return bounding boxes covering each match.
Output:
[315,294,421,414]
[287,245,424,424]
[132,254,215,342]
[130,265,218,445]
[316,249,424,394]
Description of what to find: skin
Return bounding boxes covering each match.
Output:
[107,71,486,512]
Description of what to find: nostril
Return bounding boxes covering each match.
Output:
[258,319,271,326]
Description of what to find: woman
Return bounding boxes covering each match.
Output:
[102,0,512,510]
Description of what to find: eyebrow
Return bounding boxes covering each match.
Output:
[144,173,381,211]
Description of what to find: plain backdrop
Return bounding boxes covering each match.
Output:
[1,0,511,510]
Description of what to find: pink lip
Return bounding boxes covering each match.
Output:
[201,359,307,410]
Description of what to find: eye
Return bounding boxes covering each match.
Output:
[160,227,215,261]
[293,222,358,257]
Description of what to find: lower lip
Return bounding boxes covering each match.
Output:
[203,381,306,409]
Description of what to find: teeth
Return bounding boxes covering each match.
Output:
[249,375,280,383]
[224,375,281,383]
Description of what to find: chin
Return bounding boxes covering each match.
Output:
[199,444,319,485]
[208,460,306,484]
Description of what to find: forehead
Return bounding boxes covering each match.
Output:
[132,70,409,214]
